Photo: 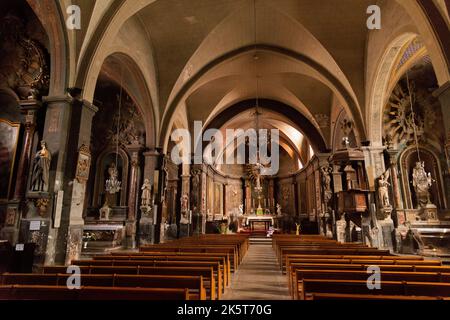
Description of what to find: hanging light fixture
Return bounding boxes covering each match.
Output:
[406,69,434,209]
[105,65,123,194]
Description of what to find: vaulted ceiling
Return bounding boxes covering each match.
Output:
[50,0,449,152]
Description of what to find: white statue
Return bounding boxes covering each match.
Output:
[141,179,152,207]
[276,204,282,216]
[181,193,189,212]
[412,161,433,208]
[238,204,244,216]
[378,172,391,208]
[105,162,121,194]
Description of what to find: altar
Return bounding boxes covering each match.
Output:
[244,215,274,232]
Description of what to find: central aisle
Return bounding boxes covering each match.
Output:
[221,243,291,300]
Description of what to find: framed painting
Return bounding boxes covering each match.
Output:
[75,144,91,183]
[0,119,20,201]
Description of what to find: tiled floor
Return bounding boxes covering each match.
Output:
[221,244,291,300]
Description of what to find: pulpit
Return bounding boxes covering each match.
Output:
[337,189,369,228]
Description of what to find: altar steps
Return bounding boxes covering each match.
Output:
[249,237,273,245]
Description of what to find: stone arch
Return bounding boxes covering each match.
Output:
[96,52,157,149]
[395,0,450,85]
[200,99,328,154]
[367,33,418,147]
[160,45,365,150]
[26,0,69,96]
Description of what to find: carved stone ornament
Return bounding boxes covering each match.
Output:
[412,161,434,208]
[0,14,49,100]
[35,198,50,217]
[315,114,330,129]
[75,145,91,183]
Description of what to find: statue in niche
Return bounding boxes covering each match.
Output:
[340,119,353,149]
[321,165,333,211]
[31,141,52,192]
[412,161,433,208]
[181,193,189,213]
[378,172,391,208]
[141,179,152,207]
[105,162,121,194]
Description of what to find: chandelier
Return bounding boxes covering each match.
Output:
[105,66,124,195]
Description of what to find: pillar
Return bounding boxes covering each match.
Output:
[433,82,450,205]
[179,172,191,238]
[387,149,403,210]
[64,100,98,265]
[17,95,73,266]
[125,147,141,249]
[13,101,42,200]
[361,146,386,192]
[138,149,160,245]
[1,101,41,245]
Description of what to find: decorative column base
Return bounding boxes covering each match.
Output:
[378,218,395,252]
[124,220,137,249]
[420,204,438,222]
[65,225,84,265]
[0,202,21,245]
[138,206,155,245]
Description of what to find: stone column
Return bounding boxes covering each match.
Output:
[19,95,73,266]
[434,82,450,205]
[64,100,98,265]
[125,147,141,249]
[179,173,191,238]
[138,149,160,245]
[1,101,41,245]
[13,100,42,200]
[268,179,275,213]
[361,146,386,192]
[387,149,403,210]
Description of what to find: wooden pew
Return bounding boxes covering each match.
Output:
[140,246,239,271]
[278,248,391,270]
[0,273,206,300]
[41,265,217,300]
[105,253,230,278]
[0,285,190,300]
[71,259,223,298]
[301,279,450,300]
[93,254,230,288]
[306,293,447,301]
[288,261,446,295]
[294,269,450,299]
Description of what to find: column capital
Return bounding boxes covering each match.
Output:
[81,99,99,114]
[42,95,72,104]
[143,149,161,158]
[19,99,42,112]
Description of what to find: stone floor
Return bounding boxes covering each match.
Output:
[221,244,291,300]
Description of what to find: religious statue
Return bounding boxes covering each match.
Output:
[378,172,391,208]
[238,204,244,216]
[412,161,433,208]
[181,193,189,213]
[295,223,301,236]
[321,165,333,211]
[141,179,152,207]
[31,141,52,192]
[105,162,121,194]
[276,204,282,216]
